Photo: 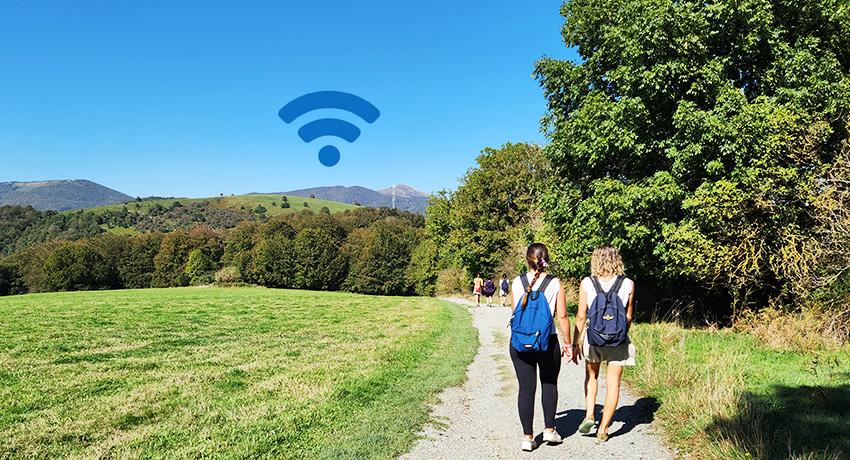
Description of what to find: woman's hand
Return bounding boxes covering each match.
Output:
[561,344,574,360]
[572,344,582,364]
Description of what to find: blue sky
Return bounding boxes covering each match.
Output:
[0,1,578,197]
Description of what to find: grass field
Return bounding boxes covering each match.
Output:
[81,193,358,216]
[0,288,477,459]
[626,323,850,459]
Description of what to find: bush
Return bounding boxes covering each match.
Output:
[435,267,470,296]
[344,220,421,295]
[214,266,242,284]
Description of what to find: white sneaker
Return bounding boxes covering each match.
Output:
[521,439,538,452]
[542,430,563,444]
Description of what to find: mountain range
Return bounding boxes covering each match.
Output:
[0,180,133,211]
[284,184,430,214]
[0,180,431,213]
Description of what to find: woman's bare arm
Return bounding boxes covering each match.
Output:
[626,282,635,324]
[555,282,573,359]
[576,280,588,333]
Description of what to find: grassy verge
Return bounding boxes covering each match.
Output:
[626,323,850,459]
[0,287,477,459]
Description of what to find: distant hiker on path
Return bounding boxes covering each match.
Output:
[509,243,574,452]
[575,244,636,442]
[473,273,483,307]
[500,274,510,307]
[482,277,497,307]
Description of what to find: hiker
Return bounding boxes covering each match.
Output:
[509,243,574,452]
[499,274,510,307]
[575,244,636,442]
[473,273,483,307]
[482,277,497,307]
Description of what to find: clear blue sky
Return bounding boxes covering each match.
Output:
[0,1,578,197]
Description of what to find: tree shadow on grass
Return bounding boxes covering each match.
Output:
[706,384,850,459]
[552,397,660,439]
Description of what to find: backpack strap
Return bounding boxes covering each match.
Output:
[519,273,530,291]
[605,275,626,302]
[590,276,604,294]
[537,274,555,293]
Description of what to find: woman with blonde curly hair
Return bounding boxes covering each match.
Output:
[575,244,636,442]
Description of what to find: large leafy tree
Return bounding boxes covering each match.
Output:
[431,143,550,276]
[536,0,850,310]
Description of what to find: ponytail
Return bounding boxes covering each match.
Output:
[521,242,550,308]
[520,270,543,308]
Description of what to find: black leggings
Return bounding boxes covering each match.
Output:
[509,335,561,435]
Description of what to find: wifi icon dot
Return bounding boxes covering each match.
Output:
[278,91,380,167]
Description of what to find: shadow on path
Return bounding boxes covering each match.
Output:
[553,397,660,439]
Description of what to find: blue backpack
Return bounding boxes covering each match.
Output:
[500,279,509,292]
[510,274,556,352]
[587,276,628,347]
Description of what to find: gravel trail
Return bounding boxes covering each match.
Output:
[402,297,674,460]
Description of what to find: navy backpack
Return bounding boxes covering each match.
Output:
[587,276,628,347]
[510,274,556,352]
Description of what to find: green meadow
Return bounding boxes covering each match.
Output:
[0,288,477,459]
[86,193,357,216]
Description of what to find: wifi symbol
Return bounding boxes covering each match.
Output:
[278,91,381,167]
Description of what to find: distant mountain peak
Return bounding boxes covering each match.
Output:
[0,179,132,211]
[378,184,428,198]
[283,184,429,214]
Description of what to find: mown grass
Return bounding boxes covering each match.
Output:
[627,323,850,459]
[0,287,477,459]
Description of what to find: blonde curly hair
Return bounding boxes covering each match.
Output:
[590,244,625,277]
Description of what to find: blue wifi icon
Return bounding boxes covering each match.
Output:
[278,91,380,167]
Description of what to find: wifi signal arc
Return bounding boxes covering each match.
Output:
[278,91,380,124]
[298,119,361,143]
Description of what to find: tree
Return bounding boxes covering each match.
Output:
[405,238,440,296]
[344,220,421,295]
[0,258,24,296]
[281,201,291,209]
[534,0,850,313]
[428,143,550,276]
[185,248,214,285]
[41,241,109,292]
[320,206,330,214]
[251,235,297,288]
[292,227,348,290]
[152,230,194,287]
[118,233,163,289]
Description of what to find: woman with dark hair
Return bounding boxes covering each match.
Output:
[509,243,574,451]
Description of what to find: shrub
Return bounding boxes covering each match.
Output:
[435,267,470,296]
[214,266,242,284]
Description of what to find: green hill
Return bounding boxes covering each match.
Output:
[86,193,357,216]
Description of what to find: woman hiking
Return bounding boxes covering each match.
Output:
[575,244,636,442]
[509,243,574,451]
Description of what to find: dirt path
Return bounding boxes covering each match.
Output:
[402,298,674,460]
